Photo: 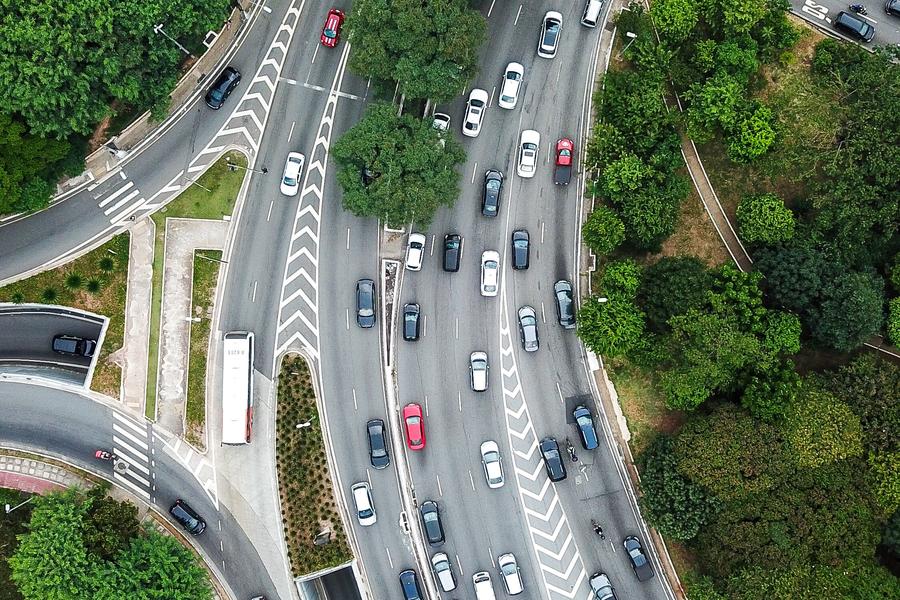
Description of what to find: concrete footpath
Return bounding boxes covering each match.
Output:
[0,456,88,493]
[119,219,155,413]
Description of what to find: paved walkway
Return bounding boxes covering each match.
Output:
[120,218,156,413]
[156,218,228,437]
[0,456,88,492]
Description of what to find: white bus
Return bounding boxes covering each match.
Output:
[222,331,254,445]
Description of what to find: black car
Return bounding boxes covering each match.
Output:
[888,0,900,17]
[573,405,599,450]
[554,280,576,329]
[52,335,97,357]
[832,11,875,42]
[403,303,420,341]
[366,419,390,469]
[539,437,567,482]
[511,229,530,270]
[399,569,424,600]
[169,499,206,535]
[420,500,445,546]
[482,170,503,217]
[443,234,462,272]
[356,278,376,328]
[623,536,654,582]
[204,66,241,109]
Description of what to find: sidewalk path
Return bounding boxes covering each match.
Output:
[0,456,89,492]
[120,219,155,414]
[155,218,228,437]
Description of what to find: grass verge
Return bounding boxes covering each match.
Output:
[0,488,32,599]
[185,250,222,449]
[145,151,246,419]
[0,234,130,397]
[276,355,352,575]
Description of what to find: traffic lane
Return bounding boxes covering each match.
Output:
[321,566,363,600]
[793,0,900,46]
[0,309,103,365]
[0,2,298,284]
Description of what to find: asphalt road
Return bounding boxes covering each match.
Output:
[0,382,277,600]
[792,0,900,46]
[0,3,286,284]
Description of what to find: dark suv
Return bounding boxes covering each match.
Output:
[52,335,97,357]
[367,419,390,469]
[833,11,875,42]
[356,279,376,328]
[169,499,206,535]
[204,66,242,109]
[482,170,503,217]
[539,437,567,482]
[403,303,420,341]
[554,280,576,329]
[512,230,530,270]
[399,569,424,600]
[443,234,462,272]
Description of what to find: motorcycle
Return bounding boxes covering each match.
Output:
[849,4,868,15]
[565,438,578,463]
[95,449,116,461]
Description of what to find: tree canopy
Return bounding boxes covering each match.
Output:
[345,0,486,102]
[331,102,466,227]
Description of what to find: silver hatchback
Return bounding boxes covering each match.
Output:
[517,306,539,352]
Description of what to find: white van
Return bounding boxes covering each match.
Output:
[431,552,457,592]
[473,571,496,600]
[581,0,603,27]
[350,482,376,526]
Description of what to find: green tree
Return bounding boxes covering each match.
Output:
[638,436,719,540]
[784,387,864,469]
[615,176,688,251]
[0,1,230,138]
[685,71,745,141]
[887,297,900,346]
[867,452,900,515]
[714,0,769,35]
[576,295,645,358]
[582,205,625,256]
[600,153,648,196]
[601,259,642,298]
[82,487,139,560]
[722,563,900,600]
[345,0,486,102]
[740,359,800,420]
[674,404,789,501]
[652,0,699,45]
[884,509,900,560]
[637,256,715,332]
[812,271,884,352]
[331,103,466,227]
[736,192,794,245]
[755,241,832,318]
[0,113,70,214]
[727,104,777,163]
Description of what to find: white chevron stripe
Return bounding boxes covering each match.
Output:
[535,532,574,562]
[287,245,318,266]
[284,266,316,288]
[530,515,566,542]
[520,477,552,502]
[541,553,581,582]
[297,203,320,221]
[291,224,319,244]
[275,331,319,360]
[277,307,318,336]
[280,284,315,311]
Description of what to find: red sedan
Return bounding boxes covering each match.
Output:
[320,9,345,48]
[402,403,426,451]
[554,138,574,185]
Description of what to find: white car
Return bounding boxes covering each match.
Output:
[463,88,489,138]
[498,62,524,109]
[470,351,489,392]
[480,440,504,489]
[480,250,500,297]
[280,152,305,196]
[432,552,457,592]
[433,112,451,148]
[473,571,496,600]
[405,233,426,271]
[517,130,540,178]
[538,11,563,58]
[350,482,376,526]
[497,553,524,595]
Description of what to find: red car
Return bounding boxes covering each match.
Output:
[320,9,345,48]
[554,138,574,185]
[402,403,426,450]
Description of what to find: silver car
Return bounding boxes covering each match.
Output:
[470,351,489,392]
[517,306,539,352]
[537,11,563,58]
[589,571,617,600]
[480,440,504,489]
[497,553,524,595]
[480,250,500,297]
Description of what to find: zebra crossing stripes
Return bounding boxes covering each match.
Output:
[90,175,147,224]
[111,411,152,500]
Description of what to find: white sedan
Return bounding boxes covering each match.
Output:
[280,152,305,196]
[462,88,489,138]
[480,250,500,297]
[498,62,524,110]
[517,130,540,178]
[480,440,504,489]
[405,233,426,271]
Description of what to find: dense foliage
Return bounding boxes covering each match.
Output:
[345,0,486,102]
[9,488,212,599]
[331,103,466,227]
[735,192,795,245]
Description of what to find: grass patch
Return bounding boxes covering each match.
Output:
[185,250,222,449]
[276,355,352,576]
[606,358,686,457]
[0,234,130,397]
[0,488,32,600]
[145,152,246,419]
[656,180,730,268]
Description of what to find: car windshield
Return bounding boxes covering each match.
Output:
[545,447,559,460]
[283,176,296,186]
[324,28,336,38]
[522,314,535,326]
[486,179,500,190]
[485,260,498,270]
[405,312,417,323]
[524,143,537,151]
[577,414,591,427]
[473,359,486,369]
[209,88,225,102]
[559,149,571,157]
[506,71,521,81]
[470,99,485,108]
[446,239,459,249]
[407,416,420,426]
[514,239,528,248]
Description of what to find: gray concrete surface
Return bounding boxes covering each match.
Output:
[121,219,155,413]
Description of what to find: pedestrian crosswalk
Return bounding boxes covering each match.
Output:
[88,171,146,225]
[111,411,152,499]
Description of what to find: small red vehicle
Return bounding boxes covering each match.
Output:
[320,8,345,48]
[402,403,426,451]
[554,138,574,185]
